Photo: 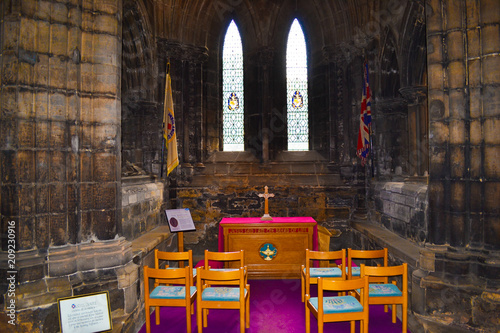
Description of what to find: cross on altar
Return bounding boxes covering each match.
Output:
[258,186,275,221]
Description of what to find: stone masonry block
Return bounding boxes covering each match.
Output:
[19,90,34,119]
[49,57,68,90]
[484,147,500,178]
[19,18,36,51]
[448,61,465,89]
[446,1,463,30]
[426,0,443,33]
[484,118,500,145]
[470,147,481,178]
[484,182,500,214]
[429,121,449,145]
[17,150,35,183]
[449,90,466,118]
[446,30,464,61]
[428,63,445,91]
[50,23,68,57]
[93,152,117,182]
[50,1,68,24]
[481,0,500,24]
[427,34,443,64]
[94,35,119,63]
[470,119,482,145]
[93,64,119,94]
[450,146,465,178]
[483,85,499,117]
[483,25,500,54]
[467,29,480,59]
[92,97,119,123]
[93,124,118,149]
[483,56,500,85]
[48,92,66,121]
[466,0,480,27]
[3,20,19,50]
[94,13,119,35]
[93,0,120,15]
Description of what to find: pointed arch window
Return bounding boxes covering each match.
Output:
[286,18,308,151]
[222,20,244,151]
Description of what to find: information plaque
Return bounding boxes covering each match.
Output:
[58,291,112,333]
[165,208,196,232]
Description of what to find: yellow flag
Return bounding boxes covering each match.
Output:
[163,70,179,175]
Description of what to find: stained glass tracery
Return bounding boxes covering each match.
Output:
[286,19,309,151]
[222,20,244,151]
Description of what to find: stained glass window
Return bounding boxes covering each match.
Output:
[222,20,244,151]
[286,19,309,151]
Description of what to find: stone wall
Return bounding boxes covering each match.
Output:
[121,177,164,241]
[371,181,428,245]
[171,151,360,257]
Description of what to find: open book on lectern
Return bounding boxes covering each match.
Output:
[165,208,196,232]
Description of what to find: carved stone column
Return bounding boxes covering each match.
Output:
[399,85,428,177]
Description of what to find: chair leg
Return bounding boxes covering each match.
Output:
[186,304,191,333]
[197,304,203,333]
[318,319,324,333]
[301,275,305,302]
[246,295,250,328]
[155,306,160,325]
[145,305,151,333]
[240,307,245,333]
[305,302,310,333]
[203,308,208,327]
[392,304,397,323]
[403,301,408,333]
[350,320,355,333]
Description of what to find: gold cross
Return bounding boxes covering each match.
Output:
[258,186,274,221]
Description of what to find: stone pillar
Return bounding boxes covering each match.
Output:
[422,0,500,330]
[0,1,142,331]
[258,47,274,164]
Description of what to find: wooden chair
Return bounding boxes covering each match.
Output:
[301,249,346,302]
[361,263,408,333]
[143,266,197,333]
[204,249,244,270]
[347,248,388,280]
[196,266,250,333]
[155,249,196,285]
[305,276,369,333]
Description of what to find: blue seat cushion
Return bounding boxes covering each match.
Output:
[368,284,402,297]
[202,287,247,301]
[345,266,360,276]
[150,286,197,299]
[309,295,363,314]
[304,267,342,277]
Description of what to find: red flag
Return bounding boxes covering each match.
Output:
[357,61,371,166]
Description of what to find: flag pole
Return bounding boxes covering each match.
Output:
[160,61,170,179]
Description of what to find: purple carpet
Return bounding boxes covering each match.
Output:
[138,279,410,333]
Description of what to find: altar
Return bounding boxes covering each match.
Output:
[219,217,318,279]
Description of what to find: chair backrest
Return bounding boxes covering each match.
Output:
[305,249,346,274]
[204,250,244,269]
[144,265,191,294]
[196,266,245,287]
[361,262,408,290]
[347,248,388,279]
[317,276,370,311]
[155,249,193,269]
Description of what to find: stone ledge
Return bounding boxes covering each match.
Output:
[351,218,421,267]
[130,225,173,258]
